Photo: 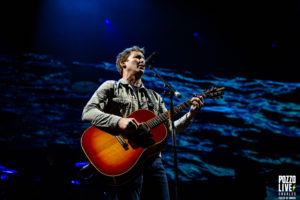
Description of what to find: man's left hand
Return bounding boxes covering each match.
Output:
[186,94,204,119]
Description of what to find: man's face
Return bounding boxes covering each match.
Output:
[121,51,145,76]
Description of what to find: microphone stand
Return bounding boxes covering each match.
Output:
[148,64,180,200]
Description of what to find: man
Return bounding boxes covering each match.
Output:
[82,46,204,200]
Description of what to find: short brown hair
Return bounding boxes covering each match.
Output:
[116,46,145,75]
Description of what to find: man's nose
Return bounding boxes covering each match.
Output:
[140,58,145,65]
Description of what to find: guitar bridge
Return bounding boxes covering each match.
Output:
[115,135,129,150]
[122,142,129,150]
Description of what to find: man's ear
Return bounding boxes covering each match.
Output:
[120,62,126,68]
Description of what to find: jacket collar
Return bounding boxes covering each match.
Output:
[117,78,146,90]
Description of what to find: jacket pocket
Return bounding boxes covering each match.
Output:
[111,97,132,116]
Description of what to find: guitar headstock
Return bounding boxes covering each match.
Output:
[201,87,225,99]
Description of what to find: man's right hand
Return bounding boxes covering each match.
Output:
[117,118,139,136]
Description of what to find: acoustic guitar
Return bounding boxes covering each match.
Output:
[81,87,225,185]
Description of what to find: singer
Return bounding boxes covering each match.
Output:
[81,46,204,200]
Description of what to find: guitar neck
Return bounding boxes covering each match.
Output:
[144,97,196,129]
[143,86,225,129]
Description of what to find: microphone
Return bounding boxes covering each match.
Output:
[145,52,158,66]
[145,51,181,98]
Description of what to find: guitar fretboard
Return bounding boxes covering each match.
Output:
[144,99,192,129]
[142,86,224,129]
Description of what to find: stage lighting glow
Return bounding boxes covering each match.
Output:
[193,32,198,37]
[2,169,18,174]
[272,43,276,48]
[105,19,110,24]
[1,174,9,180]
[71,180,81,185]
[75,161,89,168]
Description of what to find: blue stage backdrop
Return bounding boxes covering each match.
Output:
[0,53,299,198]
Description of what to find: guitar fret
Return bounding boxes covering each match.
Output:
[151,119,155,126]
[149,120,154,128]
[144,121,150,128]
[151,119,157,127]
[158,115,164,123]
[150,120,154,127]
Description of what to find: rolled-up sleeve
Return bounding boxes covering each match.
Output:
[174,113,194,133]
[157,94,194,136]
[82,81,121,128]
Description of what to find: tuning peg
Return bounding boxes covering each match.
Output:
[217,87,225,91]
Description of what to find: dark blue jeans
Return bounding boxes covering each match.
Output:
[106,157,170,200]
